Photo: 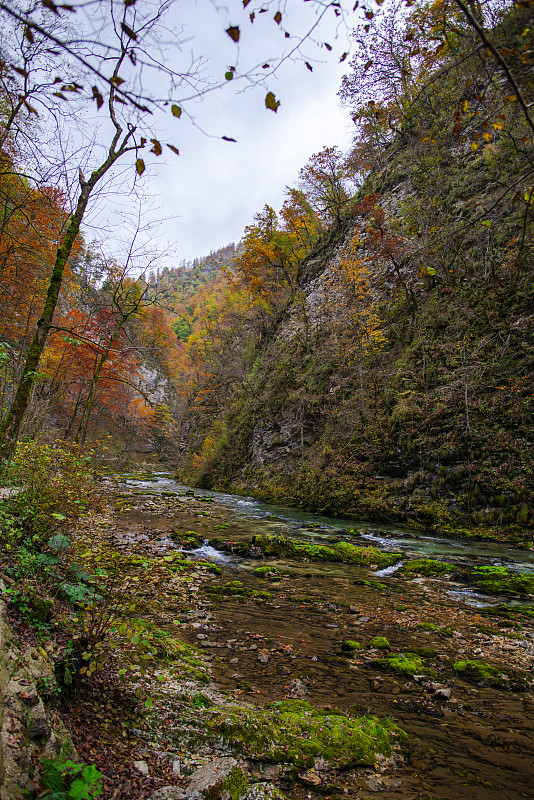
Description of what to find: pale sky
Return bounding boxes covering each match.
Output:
[39,1,359,268]
[151,0,356,264]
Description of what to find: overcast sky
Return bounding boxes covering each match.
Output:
[65,1,359,269]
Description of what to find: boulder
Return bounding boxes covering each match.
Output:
[187,757,247,800]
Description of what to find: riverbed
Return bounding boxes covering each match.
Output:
[109,472,534,800]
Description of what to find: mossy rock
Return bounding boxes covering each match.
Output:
[341,639,361,652]
[215,766,248,800]
[352,579,389,590]
[416,622,454,637]
[254,565,281,580]
[242,785,288,800]
[28,596,53,622]
[402,559,455,577]
[249,535,402,568]
[475,624,500,636]
[468,566,534,596]
[452,659,528,690]
[416,622,438,632]
[204,563,222,575]
[409,646,437,658]
[370,636,390,650]
[206,699,405,768]
[170,531,201,548]
[203,581,273,602]
[373,652,431,677]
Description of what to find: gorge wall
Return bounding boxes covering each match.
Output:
[175,6,534,541]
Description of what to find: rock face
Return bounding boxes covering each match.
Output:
[0,581,76,800]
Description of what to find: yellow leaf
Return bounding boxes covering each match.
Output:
[136,158,145,175]
[265,91,280,112]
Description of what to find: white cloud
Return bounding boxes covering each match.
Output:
[81,0,357,266]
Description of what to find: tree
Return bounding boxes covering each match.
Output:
[0,0,357,459]
[324,228,386,412]
[298,146,353,224]
[233,205,298,309]
[280,188,325,254]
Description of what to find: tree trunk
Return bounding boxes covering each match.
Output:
[74,336,117,445]
[0,184,90,459]
[0,121,134,461]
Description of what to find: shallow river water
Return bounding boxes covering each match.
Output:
[114,472,534,800]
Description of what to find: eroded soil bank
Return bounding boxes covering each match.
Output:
[61,474,534,800]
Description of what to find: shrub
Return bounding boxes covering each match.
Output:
[4,440,99,537]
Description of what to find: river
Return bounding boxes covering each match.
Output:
[113,472,534,800]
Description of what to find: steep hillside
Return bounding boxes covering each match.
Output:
[176,3,534,542]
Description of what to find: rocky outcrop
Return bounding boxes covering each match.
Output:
[0,582,76,799]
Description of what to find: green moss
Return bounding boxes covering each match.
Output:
[170,531,201,548]
[203,580,273,602]
[475,624,500,636]
[341,639,361,652]
[468,566,534,595]
[253,565,281,580]
[206,699,405,768]
[409,647,437,658]
[246,535,401,568]
[204,563,222,575]
[352,579,389,590]
[373,652,428,677]
[402,559,455,577]
[452,659,519,688]
[214,766,247,800]
[417,622,438,632]
[370,636,390,650]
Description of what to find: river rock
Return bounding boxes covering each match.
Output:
[134,760,149,777]
[364,775,402,792]
[187,757,246,800]
[242,784,287,800]
[298,770,322,786]
[147,788,186,800]
[284,678,307,698]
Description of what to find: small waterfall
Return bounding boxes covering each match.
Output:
[373,561,405,577]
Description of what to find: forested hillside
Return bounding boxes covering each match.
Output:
[175,0,534,539]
